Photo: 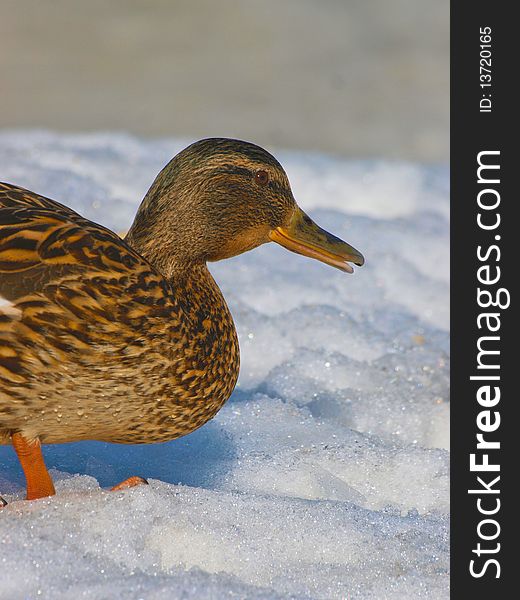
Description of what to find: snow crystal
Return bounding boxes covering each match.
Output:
[0,131,449,599]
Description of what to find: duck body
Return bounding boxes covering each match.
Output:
[0,183,239,446]
[0,138,364,501]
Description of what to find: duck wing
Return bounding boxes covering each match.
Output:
[0,182,160,302]
[0,183,185,445]
[0,181,177,366]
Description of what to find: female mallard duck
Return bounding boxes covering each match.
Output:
[0,138,363,503]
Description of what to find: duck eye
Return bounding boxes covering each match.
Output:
[255,170,269,186]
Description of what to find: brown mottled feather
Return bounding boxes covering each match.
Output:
[0,181,239,445]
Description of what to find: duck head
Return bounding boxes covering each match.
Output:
[126,138,364,277]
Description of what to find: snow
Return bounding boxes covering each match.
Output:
[0,131,449,599]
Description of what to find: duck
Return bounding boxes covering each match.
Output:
[0,138,364,504]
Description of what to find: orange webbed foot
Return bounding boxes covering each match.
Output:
[110,476,149,492]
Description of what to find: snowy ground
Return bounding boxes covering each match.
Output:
[0,132,449,599]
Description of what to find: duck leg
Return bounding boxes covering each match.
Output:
[12,433,56,500]
[11,432,146,500]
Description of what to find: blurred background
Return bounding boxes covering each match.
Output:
[0,0,448,162]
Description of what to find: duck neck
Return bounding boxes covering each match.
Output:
[124,223,193,282]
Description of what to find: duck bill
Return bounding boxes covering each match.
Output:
[268,207,364,273]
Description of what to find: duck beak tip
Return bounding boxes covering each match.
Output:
[269,207,364,274]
